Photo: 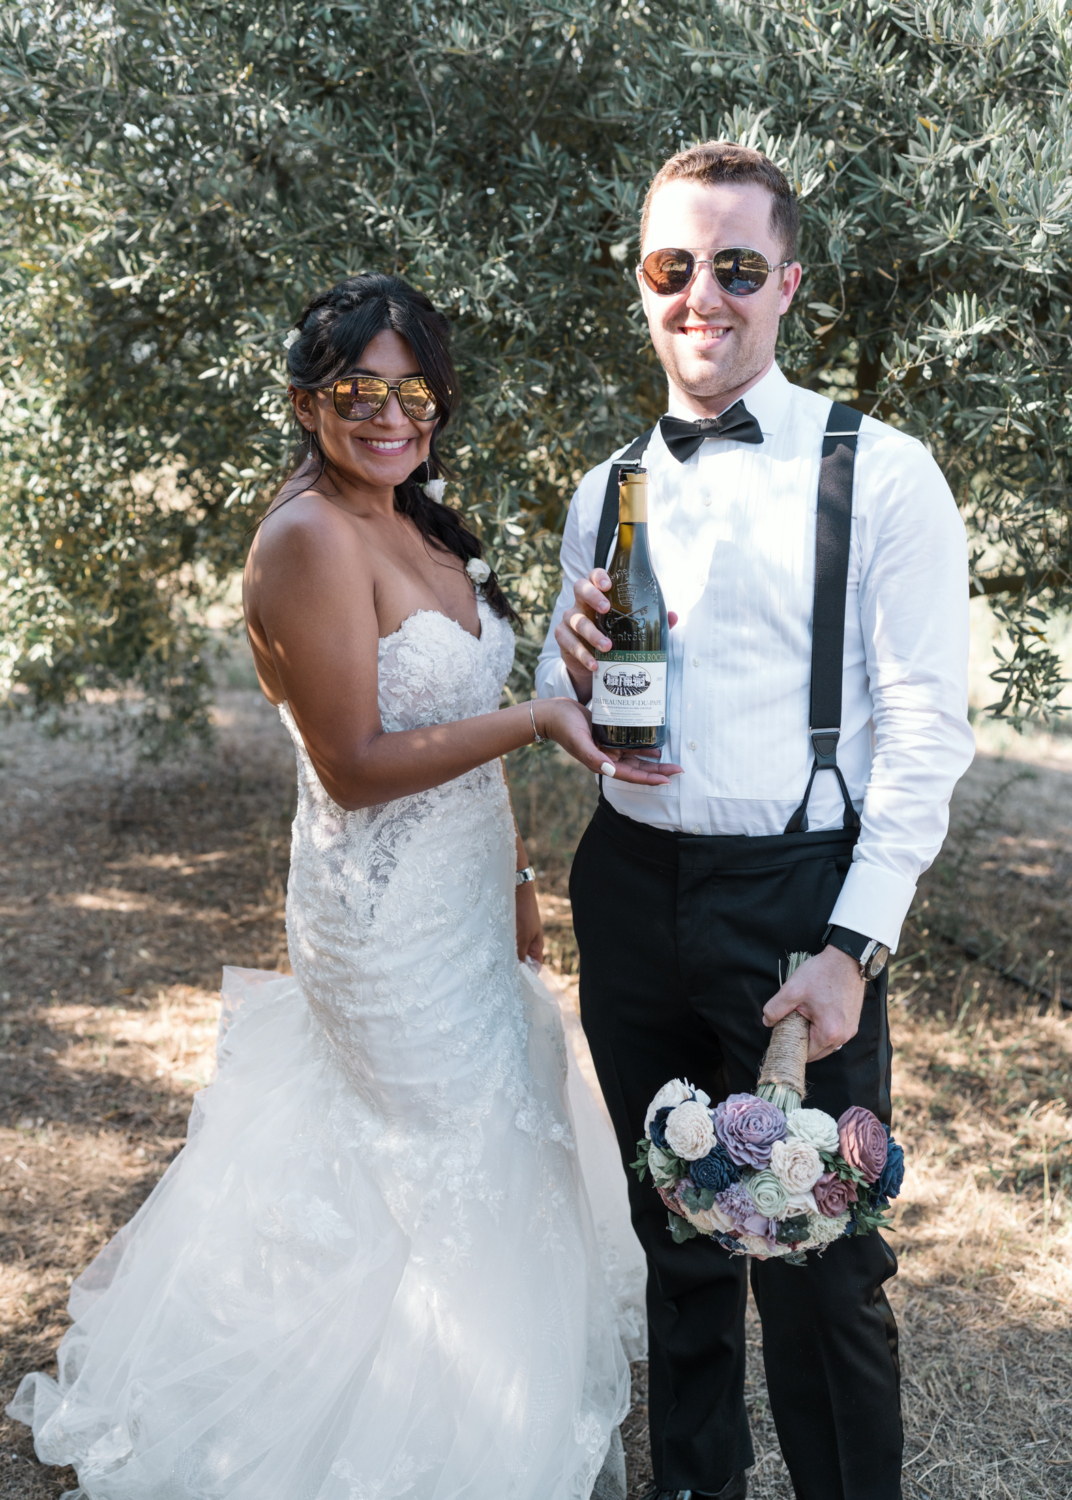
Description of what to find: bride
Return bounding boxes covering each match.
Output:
[9,273,674,1500]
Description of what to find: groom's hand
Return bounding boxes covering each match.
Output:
[762,946,866,1062]
[555,568,678,701]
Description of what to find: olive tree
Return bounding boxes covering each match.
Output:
[1,0,1068,747]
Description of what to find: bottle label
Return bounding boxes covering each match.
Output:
[591,651,667,727]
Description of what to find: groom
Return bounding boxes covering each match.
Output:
[535,142,974,1500]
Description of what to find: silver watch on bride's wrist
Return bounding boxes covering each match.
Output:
[822,924,890,982]
[515,866,535,888]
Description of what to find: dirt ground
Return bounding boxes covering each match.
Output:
[1,692,1070,1500]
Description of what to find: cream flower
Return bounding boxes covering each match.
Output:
[782,1189,819,1218]
[644,1078,711,1136]
[424,478,448,503]
[647,1145,679,1188]
[770,1138,824,1195]
[680,1198,736,1236]
[663,1100,716,1161]
[802,1210,851,1246]
[785,1107,840,1155]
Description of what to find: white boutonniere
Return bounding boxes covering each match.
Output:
[422,478,447,502]
[466,558,491,585]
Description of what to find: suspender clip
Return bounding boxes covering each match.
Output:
[809,728,841,770]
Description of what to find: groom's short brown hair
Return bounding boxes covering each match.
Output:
[640,141,799,260]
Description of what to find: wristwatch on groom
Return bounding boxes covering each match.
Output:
[822,924,890,982]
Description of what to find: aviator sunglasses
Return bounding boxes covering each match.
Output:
[319,374,440,423]
[639,246,793,298]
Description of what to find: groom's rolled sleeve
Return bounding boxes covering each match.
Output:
[827,437,976,949]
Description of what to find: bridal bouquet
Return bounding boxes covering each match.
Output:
[631,955,905,1262]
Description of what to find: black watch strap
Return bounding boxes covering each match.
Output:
[823,924,890,980]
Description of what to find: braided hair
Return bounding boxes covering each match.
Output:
[276,273,516,623]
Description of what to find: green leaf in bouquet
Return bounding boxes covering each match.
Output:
[819,1149,869,1187]
[668,1212,698,1244]
[774,1214,811,1245]
[680,1184,717,1214]
[631,1138,651,1182]
[782,1251,808,1267]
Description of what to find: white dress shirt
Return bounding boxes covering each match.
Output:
[535,362,975,951]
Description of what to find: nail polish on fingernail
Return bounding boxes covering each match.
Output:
[599,762,616,777]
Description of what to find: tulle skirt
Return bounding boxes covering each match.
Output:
[8,965,645,1500]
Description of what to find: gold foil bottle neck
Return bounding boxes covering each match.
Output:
[618,467,648,524]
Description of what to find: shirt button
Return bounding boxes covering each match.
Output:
[688,740,698,751]
[692,657,700,668]
[691,825,701,835]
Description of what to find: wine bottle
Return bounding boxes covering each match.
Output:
[591,465,668,750]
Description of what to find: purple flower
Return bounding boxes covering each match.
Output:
[689,1144,740,1194]
[712,1093,787,1169]
[875,1135,905,1204]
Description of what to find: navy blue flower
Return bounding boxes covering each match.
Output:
[649,1107,673,1152]
[875,1138,905,1203]
[689,1143,740,1193]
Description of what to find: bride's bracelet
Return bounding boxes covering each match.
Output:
[529,700,545,744]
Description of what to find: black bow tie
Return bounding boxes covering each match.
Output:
[659,403,764,462]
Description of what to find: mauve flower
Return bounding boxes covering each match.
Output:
[837,1107,889,1184]
[785,1107,840,1155]
[746,1170,789,1220]
[664,1100,716,1161]
[770,1138,824,1195]
[657,1183,684,1216]
[689,1144,740,1194]
[813,1171,859,1218]
[713,1093,787,1169]
[876,1136,905,1203]
[645,1079,710,1136]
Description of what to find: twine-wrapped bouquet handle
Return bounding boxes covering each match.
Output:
[758,1010,809,1102]
[755,952,812,1112]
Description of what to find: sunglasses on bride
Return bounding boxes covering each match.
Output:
[320,375,440,423]
[639,246,793,298]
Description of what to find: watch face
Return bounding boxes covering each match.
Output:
[867,945,890,979]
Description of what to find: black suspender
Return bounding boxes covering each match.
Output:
[594,430,654,571]
[783,401,863,835]
[591,405,861,839]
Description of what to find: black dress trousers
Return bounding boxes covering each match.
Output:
[570,797,902,1500]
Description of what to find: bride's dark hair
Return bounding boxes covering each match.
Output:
[279,272,516,623]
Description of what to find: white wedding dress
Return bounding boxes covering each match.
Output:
[10,596,645,1500]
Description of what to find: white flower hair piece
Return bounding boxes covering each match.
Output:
[283,328,300,349]
[422,478,447,502]
[466,557,491,585]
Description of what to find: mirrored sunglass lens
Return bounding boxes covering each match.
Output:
[713,249,768,295]
[399,380,438,420]
[645,251,694,295]
[332,378,386,419]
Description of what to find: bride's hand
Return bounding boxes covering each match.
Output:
[535,699,684,786]
[516,880,544,964]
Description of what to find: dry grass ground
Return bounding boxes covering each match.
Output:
[2,698,1070,1500]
